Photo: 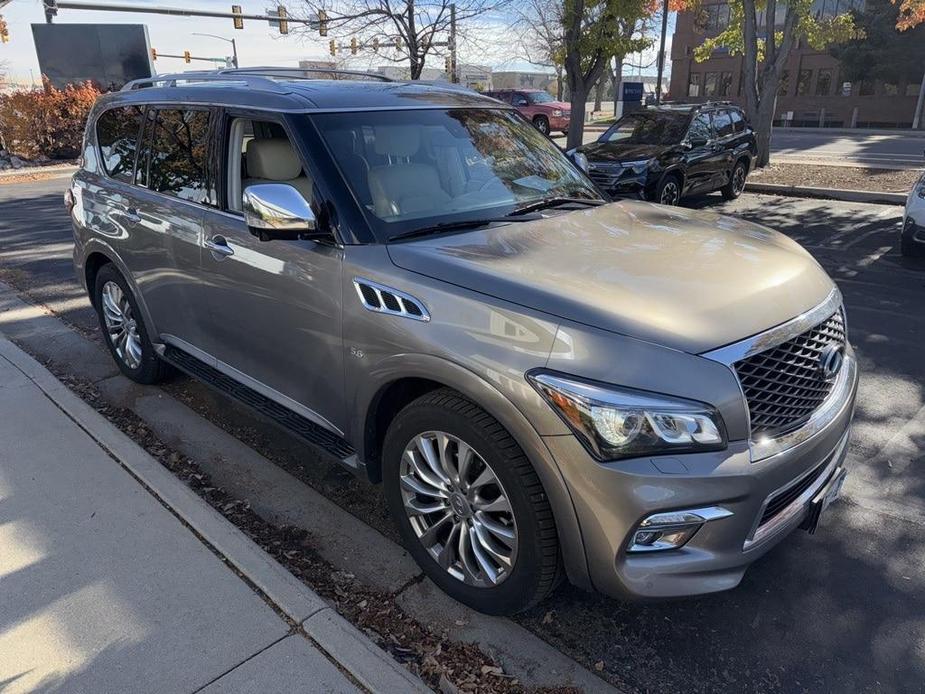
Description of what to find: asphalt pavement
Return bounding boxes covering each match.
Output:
[2,177,924,693]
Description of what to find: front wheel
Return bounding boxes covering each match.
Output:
[382,389,561,615]
[721,160,748,200]
[533,116,551,136]
[655,174,682,206]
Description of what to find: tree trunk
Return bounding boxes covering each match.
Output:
[612,57,623,117]
[555,67,564,100]
[593,77,604,112]
[566,86,587,149]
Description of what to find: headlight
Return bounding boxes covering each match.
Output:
[621,158,654,174]
[552,109,563,117]
[527,371,726,461]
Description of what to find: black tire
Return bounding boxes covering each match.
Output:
[655,173,683,206]
[383,389,561,615]
[533,115,551,136]
[721,159,748,200]
[94,264,169,384]
[901,218,925,258]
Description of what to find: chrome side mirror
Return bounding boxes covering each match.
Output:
[242,183,317,241]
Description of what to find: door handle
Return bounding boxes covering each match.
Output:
[205,235,235,257]
[125,208,141,224]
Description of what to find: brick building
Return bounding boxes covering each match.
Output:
[668,0,923,128]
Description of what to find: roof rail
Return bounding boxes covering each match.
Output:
[121,71,289,93]
[217,66,393,82]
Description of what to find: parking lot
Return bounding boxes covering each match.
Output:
[1,176,924,692]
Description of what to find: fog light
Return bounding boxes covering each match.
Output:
[628,506,733,553]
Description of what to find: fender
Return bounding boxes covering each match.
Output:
[353,352,593,590]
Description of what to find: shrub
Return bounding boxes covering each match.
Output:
[0,78,101,160]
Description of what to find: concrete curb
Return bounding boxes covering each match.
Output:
[0,163,78,179]
[0,333,428,693]
[745,181,907,206]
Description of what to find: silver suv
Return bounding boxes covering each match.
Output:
[68,69,858,615]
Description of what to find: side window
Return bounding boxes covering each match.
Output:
[730,109,745,133]
[713,110,735,138]
[687,113,713,142]
[96,106,145,183]
[513,92,529,106]
[140,108,215,205]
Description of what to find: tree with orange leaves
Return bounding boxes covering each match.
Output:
[894,0,925,29]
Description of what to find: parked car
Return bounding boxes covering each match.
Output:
[902,169,925,257]
[576,103,757,206]
[68,69,857,616]
[486,88,570,136]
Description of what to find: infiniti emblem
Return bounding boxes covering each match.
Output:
[818,343,845,381]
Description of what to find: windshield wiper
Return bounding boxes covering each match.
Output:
[510,196,606,216]
[388,215,538,243]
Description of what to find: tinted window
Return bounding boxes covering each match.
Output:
[97,106,144,183]
[527,91,555,104]
[730,109,745,133]
[687,113,713,142]
[140,109,215,205]
[713,110,734,137]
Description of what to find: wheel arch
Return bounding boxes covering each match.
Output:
[356,355,592,590]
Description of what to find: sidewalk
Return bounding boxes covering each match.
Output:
[0,336,426,693]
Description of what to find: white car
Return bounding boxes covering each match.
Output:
[903,170,925,257]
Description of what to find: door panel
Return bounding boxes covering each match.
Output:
[683,113,725,194]
[197,211,346,432]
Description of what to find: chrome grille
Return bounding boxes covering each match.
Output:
[735,311,846,439]
[588,165,624,188]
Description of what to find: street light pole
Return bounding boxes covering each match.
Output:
[654,0,669,105]
[192,32,238,68]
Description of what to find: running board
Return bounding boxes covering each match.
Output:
[161,345,360,470]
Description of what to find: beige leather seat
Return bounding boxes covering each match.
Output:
[367,126,450,218]
[243,138,313,201]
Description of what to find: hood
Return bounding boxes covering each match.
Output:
[578,141,671,163]
[387,201,835,354]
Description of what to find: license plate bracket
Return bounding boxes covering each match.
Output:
[800,467,847,535]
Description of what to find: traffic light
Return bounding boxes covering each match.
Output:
[231,4,244,30]
[150,47,157,61]
[318,10,328,37]
[278,5,288,35]
[0,16,8,44]
[43,0,57,21]
[350,37,357,55]
[329,40,336,56]
[183,50,191,63]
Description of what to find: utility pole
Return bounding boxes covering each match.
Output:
[449,3,457,84]
[654,0,668,105]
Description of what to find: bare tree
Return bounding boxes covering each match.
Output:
[512,0,565,98]
[293,0,504,79]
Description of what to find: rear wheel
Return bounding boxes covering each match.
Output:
[533,115,551,136]
[94,264,168,384]
[721,159,748,200]
[383,389,561,615]
[655,174,682,206]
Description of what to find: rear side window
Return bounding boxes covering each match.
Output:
[96,106,144,183]
[713,110,735,138]
[730,109,745,133]
[138,108,215,205]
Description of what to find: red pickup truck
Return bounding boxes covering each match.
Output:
[486,89,571,136]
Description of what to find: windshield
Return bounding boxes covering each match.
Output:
[311,108,600,241]
[600,112,689,145]
[527,92,555,104]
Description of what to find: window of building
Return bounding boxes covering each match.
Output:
[704,72,719,97]
[729,109,745,133]
[778,70,790,96]
[688,73,702,97]
[713,110,735,137]
[883,82,898,96]
[699,3,731,30]
[796,69,813,96]
[841,81,852,96]
[859,80,875,96]
[815,69,833,96]
[137,109,215,205]
[96,106,145,184]
[717,71,733,96]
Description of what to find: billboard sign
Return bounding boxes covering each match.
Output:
[622,81,644,102]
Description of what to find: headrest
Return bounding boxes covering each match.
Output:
[246,138,302,181]
[373,126,420,157]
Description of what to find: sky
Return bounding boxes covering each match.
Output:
[0,0,671,86]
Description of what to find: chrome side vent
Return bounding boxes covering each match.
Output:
[353,278,430,322]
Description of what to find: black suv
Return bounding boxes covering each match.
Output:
[575,103,757,206]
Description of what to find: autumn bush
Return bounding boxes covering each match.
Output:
[0,78,101,160]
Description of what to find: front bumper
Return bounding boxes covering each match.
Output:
[549,115,571,131]
[544,354,859,600]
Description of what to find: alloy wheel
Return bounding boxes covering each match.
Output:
[399,431,518,587]
[100,281,142,370]
[535,119,550,136]
[660,181,680,205]
[733,166,747,195]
